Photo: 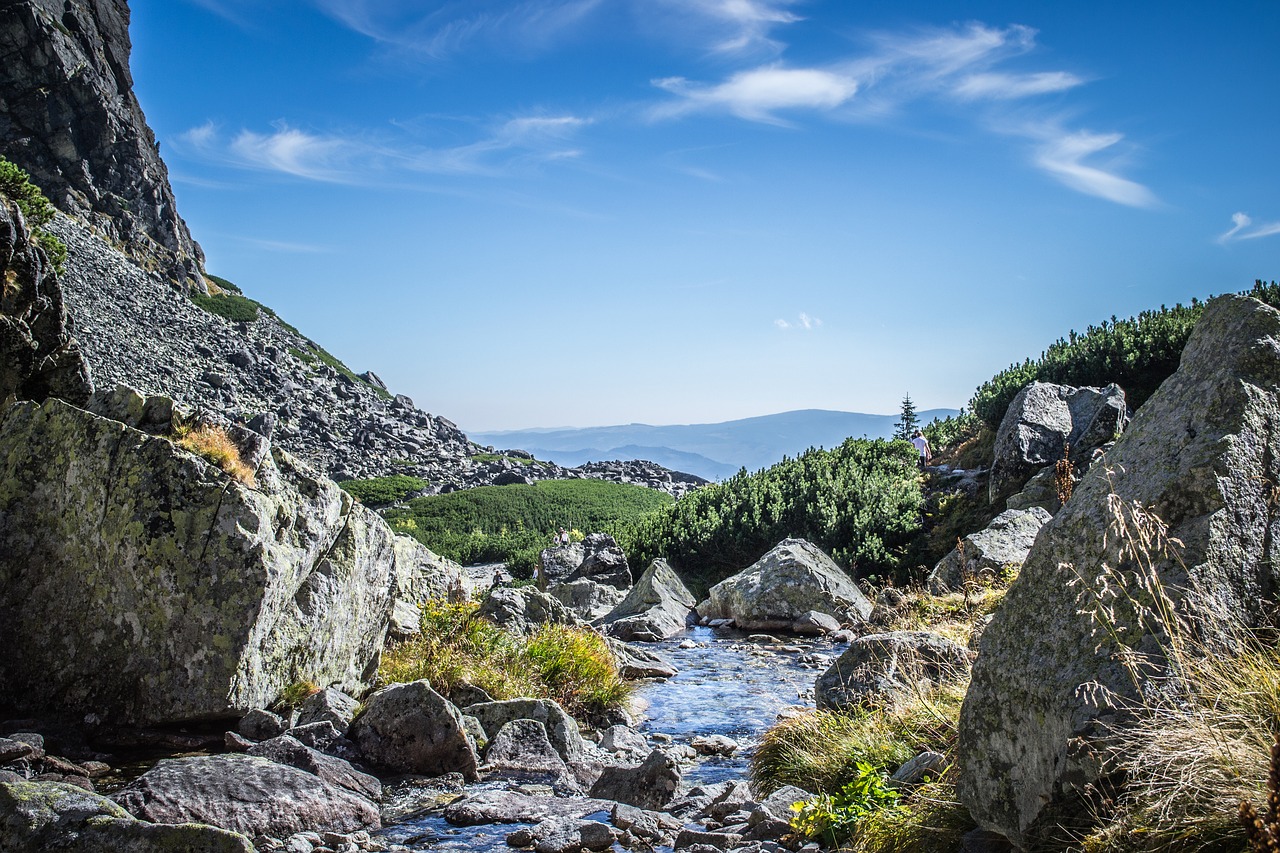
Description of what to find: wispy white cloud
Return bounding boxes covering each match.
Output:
[954,71,1083,100]
[650,22,1154,207]
[235,237,332,254]
[775,312,822,330]
[311,0,602,59]
[1031,129,1157,208]
[647,0,803,55]
[1218,211,1280,244]
[174,114,593,183]
[654,66,857,123]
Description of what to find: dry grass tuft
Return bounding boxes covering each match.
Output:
[175,421,256,486]
[380,599,629,719]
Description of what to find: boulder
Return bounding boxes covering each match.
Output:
[444,788,612,827]
[588,748,681,810]
[958,295,1280,848]
[567,533,632,589]
[296,687,361,732]
[599,725,649,762]
[0,395,399,724]
[988,381,1127,507]
[482,719,570,784]
[0,778,253,853]
[791,610,842,635]
[463,698,585,763]
[549,578,626,622]
[392,535,470,607]
[519,816,614,853]
[477,586,577,636]
[541,543,585,582]
[815,631,973,711]
[238,708,288,742]
[695,539,872,630]
[927,507,1052,594]
[112,754,379,838]
[745,785,813,842]
[599,559,696,642]
[247,735,381,802]
[348,681,479,780]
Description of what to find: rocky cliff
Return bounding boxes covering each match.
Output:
[0,0,204,290]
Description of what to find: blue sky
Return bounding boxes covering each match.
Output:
[129,0,1279,431]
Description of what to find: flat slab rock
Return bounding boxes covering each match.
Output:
[444,789,614,826]
[111,754,380,839]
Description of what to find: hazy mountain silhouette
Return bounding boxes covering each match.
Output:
[470,408,959,481]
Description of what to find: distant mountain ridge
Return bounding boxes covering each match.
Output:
[470,408,960,481]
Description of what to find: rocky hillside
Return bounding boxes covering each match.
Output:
[51,213,702,496]
[0,0,204,290]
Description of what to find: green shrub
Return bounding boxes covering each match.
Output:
[969,280,1280,431]
[339,474,427,506]
[789,762,904,847]
[0,155,67,275]
[189,290,261,323]
[384,479,672,574]
[618,438,924,591]
[206,273,242,294]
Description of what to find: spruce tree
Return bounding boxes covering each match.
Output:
[894,393,919,441]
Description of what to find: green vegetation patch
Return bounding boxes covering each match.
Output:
[618,438,924,591]
[0,155,67,275]
[380,599,629,719]
[969,279,1280,430]
[189,290,261,323]
[338,474,427,506]
[385,478,672,576]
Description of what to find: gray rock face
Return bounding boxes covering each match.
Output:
[604,638,679,679]
[112,754,379,838]
[958,295,1280,848]
[477,586,578,636]
[463,698,585,764]
[296,687,361,732]
[444,788,612,827]
[696,539,872,630]
[568,533,632,589]
[550,578,626,622]
[989,381,1127,507]
[1,778,254,852]
[246,735,381,802]
[541,543,586,582]
[928,507,1052,594]
[0,394,401,724]
[348,681,479,780]
[0,197,92,406]
[0,0,204,289]
[599,559,696,642]
[482,719,571,784]
[588,748,682,810]
[815,631,973,711]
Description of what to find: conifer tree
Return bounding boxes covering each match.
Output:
[894,393,919,441]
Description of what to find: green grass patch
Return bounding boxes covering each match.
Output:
[339,474,427,506]
[189,290,261,323]
[206,273,242,294]
[380,599,629,719]
[385,478,672,575]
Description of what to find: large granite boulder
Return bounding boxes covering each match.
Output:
[478,586,578,636]
[567,533,632,590]
[0,779,253,852]
[958,295,1280,848]
[482,719,572,784]
[348,680,479,780]
[541,543,586,583]
[988,381,1128,507]
[599,559,696,641]
[246,734,381,802]
[927,507,1052,594]
[0,394,401,724]
[696,539,872,630]
[392,535,471,607]
[588,748,682,810]
[815,631,974,711]
[112,754,379,838]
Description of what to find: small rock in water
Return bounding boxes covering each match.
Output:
[748,634,780,644]
[690,735,739,756]
[678,639,698,649]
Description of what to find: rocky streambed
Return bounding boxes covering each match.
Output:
[378,627,836,852]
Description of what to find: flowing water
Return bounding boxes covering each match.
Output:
[381,626,839,851]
